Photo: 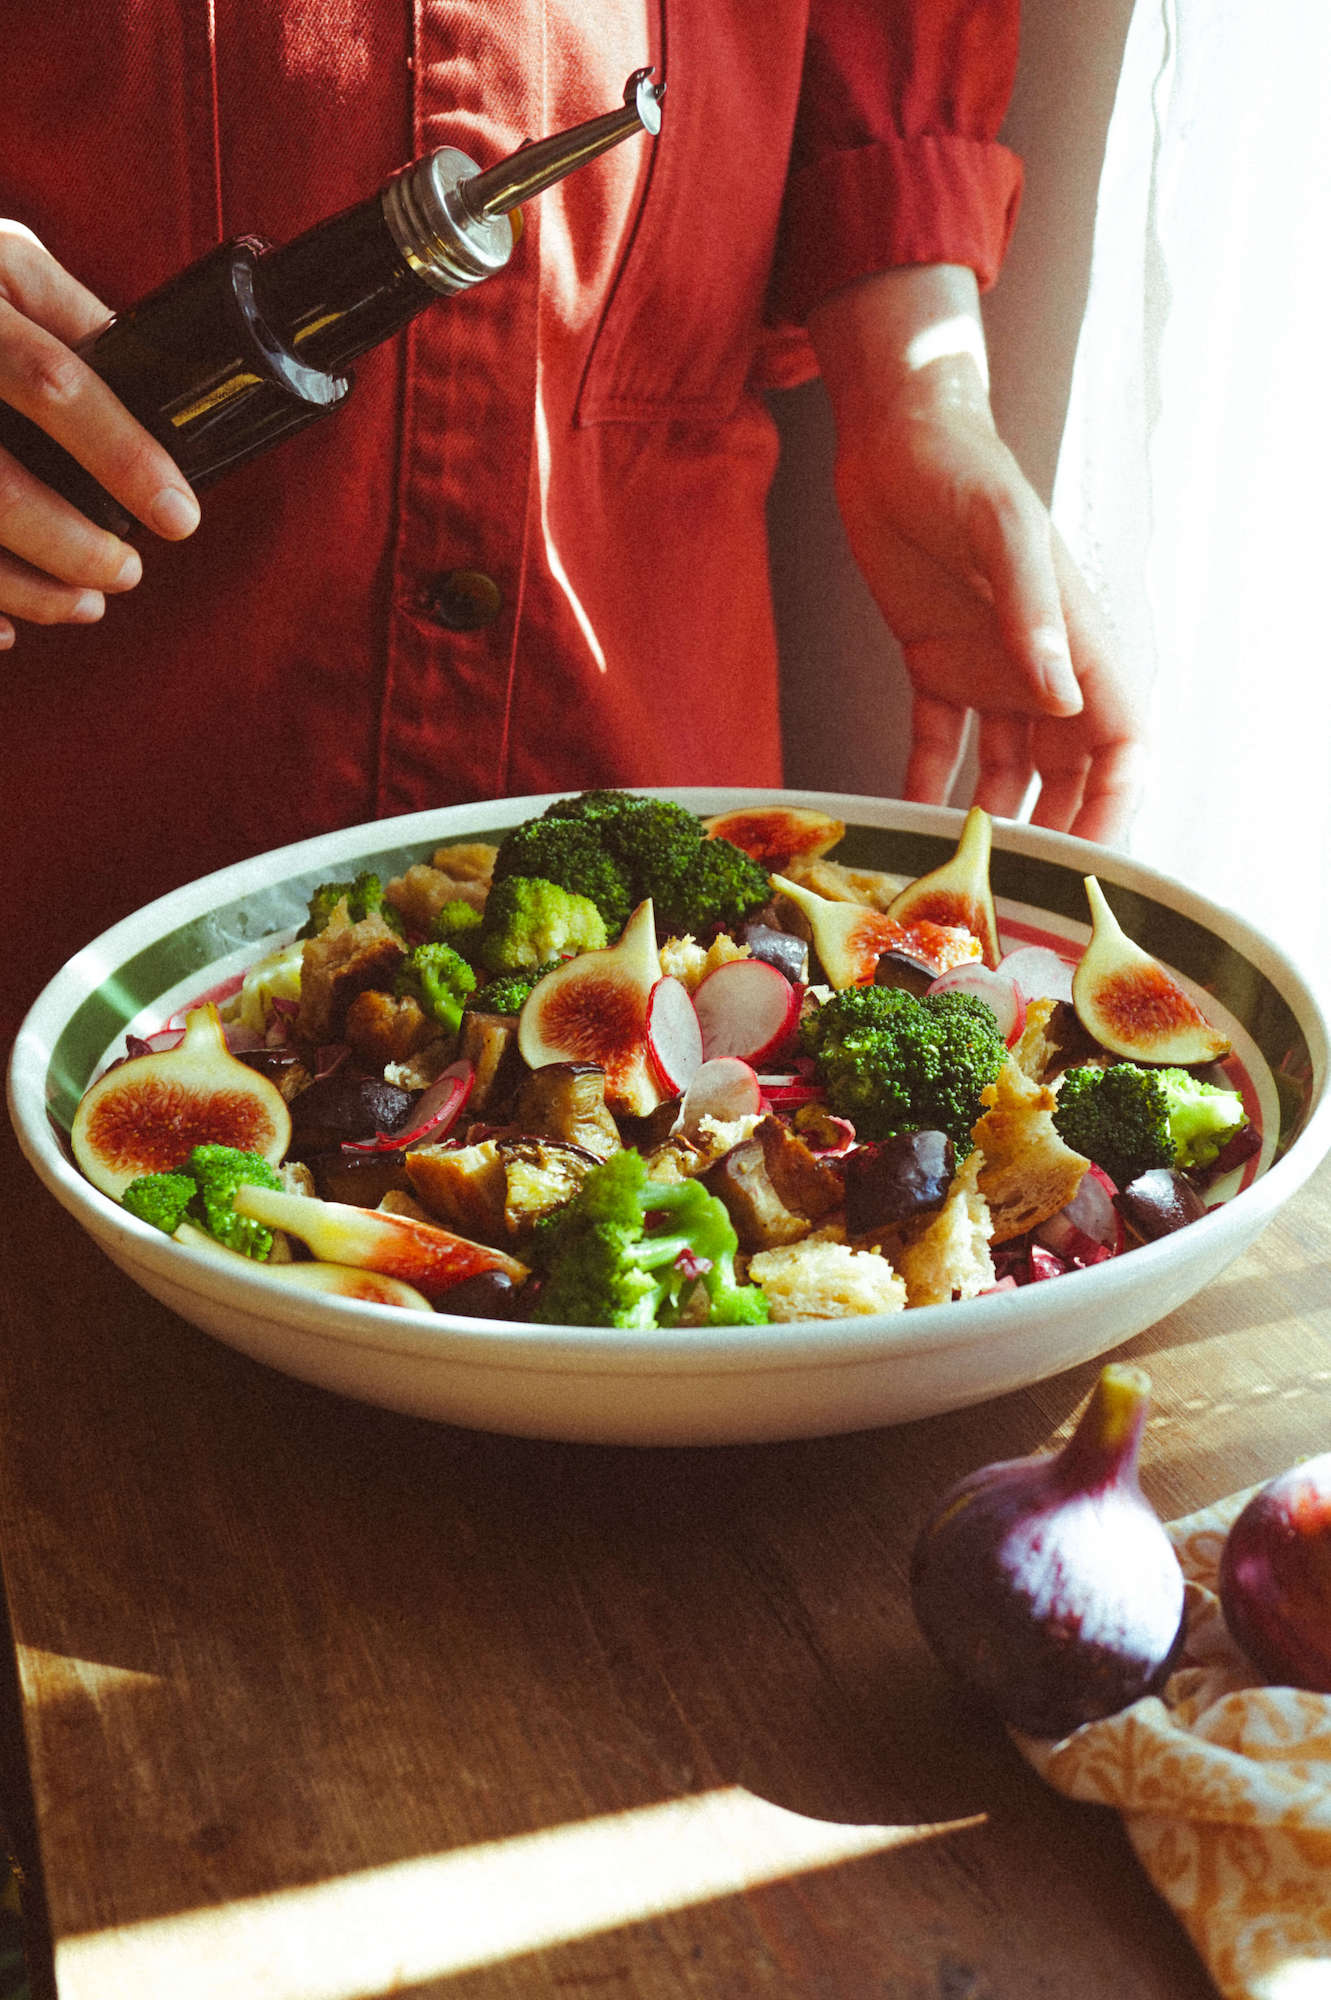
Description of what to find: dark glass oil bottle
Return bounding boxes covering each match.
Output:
[0,72,663,536]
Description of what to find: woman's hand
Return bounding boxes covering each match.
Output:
[0,222,200,649]
[808,266,1146,846]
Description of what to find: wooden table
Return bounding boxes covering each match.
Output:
[2,1107,1329,2000]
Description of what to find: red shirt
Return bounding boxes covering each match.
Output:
[0,0,1021,1033]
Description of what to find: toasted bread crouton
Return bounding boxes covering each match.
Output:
[297,900,406,1043]
[385,842,499,929]
[657,930,750,992]
[973,1059,1089,1243]
[893,1149,995,1306]
[406,1140,508,1241]
[747,1234,907,1320]
[780,854,911,911]
[343,987,436,1069]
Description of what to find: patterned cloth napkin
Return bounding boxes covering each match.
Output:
[1012,1489,1331,2000]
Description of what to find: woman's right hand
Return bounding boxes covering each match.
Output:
[0,221,200,649]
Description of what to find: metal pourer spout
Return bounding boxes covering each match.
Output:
[383,70,665,298]
[462,69,665,221]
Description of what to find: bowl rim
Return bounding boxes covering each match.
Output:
[10,789,1331,1380]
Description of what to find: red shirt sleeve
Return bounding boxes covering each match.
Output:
[770,0,1025,326]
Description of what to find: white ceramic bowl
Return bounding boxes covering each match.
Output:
[10,790,1331,1445]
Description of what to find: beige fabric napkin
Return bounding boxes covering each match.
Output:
[1012,1488,1331,2000]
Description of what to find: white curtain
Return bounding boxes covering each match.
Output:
[1053,0,1331,1000]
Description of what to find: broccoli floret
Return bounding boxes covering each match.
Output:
[1053,1063,1248,1189]
[491,817,634,932]
[121,1170,198,1234]
[799,984,1007,1153]
[469,962,562,1016]
[184,1144,283,1259]
[503,791,772,937]
[299,870,404,939]
[474,875,608,975]
[654,831,772,936]
[429,899,484,952]
[395,941,478,1034]
[530,1148,769,1329]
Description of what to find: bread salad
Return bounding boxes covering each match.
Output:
[70,793,1259,1328]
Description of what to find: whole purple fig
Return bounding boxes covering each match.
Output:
[1218,1453,1331,1692]
[909,1364,1186,1737]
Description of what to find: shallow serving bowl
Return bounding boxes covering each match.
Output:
[9,790,1331,1445]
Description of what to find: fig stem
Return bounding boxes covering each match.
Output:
[1055,1362,1152,1493]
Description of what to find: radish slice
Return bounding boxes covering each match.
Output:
[997,945,1076,1006]
[677,1057,763,1139]
[925,962,1027,1046]
[1033,1163,1124,1265]
[1027,1243,1069,1282]
[342,1059,473,1155]
[693,958,800,1065]
[646,977,704,1093]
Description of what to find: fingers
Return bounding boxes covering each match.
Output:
[964,472,1084,718]
[901,692,968,803]
[0,225,200,637]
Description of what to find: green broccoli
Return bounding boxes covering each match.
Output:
[299,870,404,939]
[187,1144,284,1257]
[474,875,608,975]
[1052,1062,1249,1190]
[490,816,634,932]
[468,962,563,1015]
[429,899,484,953]
[530,1148,769,1329]
[121,1170,198,1235]
[500,790,771,938]
[395,941,478,1034]
[122,1145,283,1257]
[799,984,1008,1153]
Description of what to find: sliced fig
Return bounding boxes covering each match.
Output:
[771,873,981,989]
[517,900,665,1117]
[887,808,1002,968]
[231,1184,527,1299]
[692,958,801,1066]
[1073,877,1231,1064]
[700,805,844,870]
[72,1003,291,1199]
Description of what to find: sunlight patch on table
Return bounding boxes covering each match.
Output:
[22,1647,161,1702]
[57,1787,985,2000]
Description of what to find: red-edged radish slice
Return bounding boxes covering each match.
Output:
[692,958,800,1066]
[676,1058,764,1139]
[925,963,1027,1046]
[343,1058,474,1155]
[1033,1163,1124,1265]
[646,977,704,1093]
[997,945,1076,1006]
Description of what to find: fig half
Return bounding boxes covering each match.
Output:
[700,805,844,870]
[887,807,1002,968]
[517,900,666,1117]
[771,874,981,989]
[1072,877,1230,1065]
[72,1003,291,1199]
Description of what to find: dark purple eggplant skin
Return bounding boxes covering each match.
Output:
[287,1071,416,1155]
[873,949,937,996]
[909,1368,1187,1738]
[740,922,809,985]
[435,1269,524,1319]
[1116,1168,1208,1239]
[843,1131,953,1235]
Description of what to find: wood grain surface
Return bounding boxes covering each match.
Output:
[2,1108,1328,2000]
